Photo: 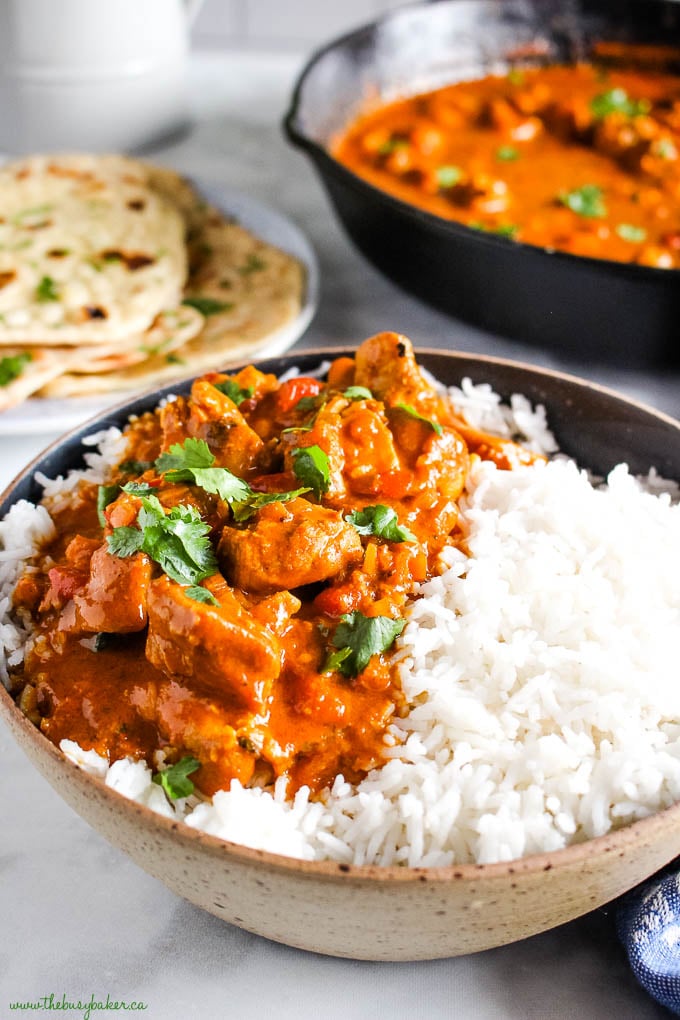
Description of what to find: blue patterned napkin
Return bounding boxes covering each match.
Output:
[617,864,680,1015]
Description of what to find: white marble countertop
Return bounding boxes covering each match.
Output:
[1,51,676,1020]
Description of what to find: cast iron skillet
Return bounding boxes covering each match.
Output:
[284,0,680,368]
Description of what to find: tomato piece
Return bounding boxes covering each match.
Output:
[275,377,323,414]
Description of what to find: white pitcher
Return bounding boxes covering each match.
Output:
[0,0,203,154]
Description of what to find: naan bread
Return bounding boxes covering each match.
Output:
[0,154,187,343]
[0,305,203,410]
[39,207,305,398]
[0,156,306,409]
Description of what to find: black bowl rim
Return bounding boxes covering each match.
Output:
[283,0,680,282]
[1,344,680,883]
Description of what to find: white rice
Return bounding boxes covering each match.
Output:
[2,382,680,866]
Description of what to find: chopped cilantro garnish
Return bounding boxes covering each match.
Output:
[152,756,200,800]
[378,137,410,155]
[655,139,677,160]
[155,438,251,504]
[238,253,267,275]
[291,445,330,500]
[496,145,519,162]
[394,402,443,436]
[107,494,218,586]
[0,351,31,387]
[590,88,650,120]
[231,488,310,523]
[507,69,525,86]
[469,221,519,239]
[97,484,120,527]
[118,459,152,476]
[155,438,309,519]
[13,204,54,225]
[343,386,373,401]
[436,165,463,189]
[322,646,353,675]
[329,612,406,678]
[558,184,607,218]
[182,296,234,316]
[213,379,254,405]
[346,505,416,543]
[616,223,647,243]
[184,585,219,606]
[294,395,321,413]
[35,275,59,302]
[121,482,156,497]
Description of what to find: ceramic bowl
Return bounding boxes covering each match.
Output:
[1,347,680,961]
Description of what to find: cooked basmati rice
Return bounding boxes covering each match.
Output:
[2,383,680,867]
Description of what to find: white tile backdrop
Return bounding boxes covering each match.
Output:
[191,0,408,51]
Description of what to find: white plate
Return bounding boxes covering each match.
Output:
[0,182,319,436]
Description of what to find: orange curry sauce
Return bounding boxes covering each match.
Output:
[333,64,680,267]
[11,334,537,800]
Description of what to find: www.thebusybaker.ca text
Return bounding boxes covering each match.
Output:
[8,993,148,1020]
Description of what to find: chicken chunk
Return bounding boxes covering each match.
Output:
[61,544,152,633]
[145,575,280,711]
[160,378,266,478]
[218,498,363,594]
[354,332,447,422]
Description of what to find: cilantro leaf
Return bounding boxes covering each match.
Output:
[231,487,310,523]
[35,275,59,302]
[378,136,409,155]
[436,165,463,189]
[213,379,254,405]
[558,184,607,218]
[330,612,406,678]
[184,585,219,605]
[121,482,156,497]
[469,221,519,239]
[291,445,330,499]
[615,223,647,243]
[322,646,353,675]
[152,756,201,799]
[346,505,416,543]
[496,145,519,162]
[343,386,373,401]
[590,88,650,120]
[97,484,120,527]
[0,351,32,387]
[156,438,311,521]
[394,402,443,436]
[118,458,152,476]
[107,526,145,558]
[155,437,214,473]
[155,439,251,504]
[107,494,217,585]
[238,253,267,275]
[294,395,321,413]
[507,69,524,85]
[655,139,677,160]
[182,296,233,316]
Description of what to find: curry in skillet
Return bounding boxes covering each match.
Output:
[333,63,680,267]
[10,334,537,800]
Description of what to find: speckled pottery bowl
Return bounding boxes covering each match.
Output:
[1,348,680,961]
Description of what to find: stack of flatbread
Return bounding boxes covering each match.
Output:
[0,154,305,411]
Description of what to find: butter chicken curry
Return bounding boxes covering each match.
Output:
[333,64,680,268]
[11,334,537,802]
